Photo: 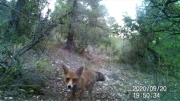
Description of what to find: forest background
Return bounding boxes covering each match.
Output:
[0,0,179,100]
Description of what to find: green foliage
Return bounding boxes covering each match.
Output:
[0,48,21,89]
[0,43,46,95]
[0,0,54,99]
[116,1,180,99]
[35,57,51,71]
[0,0,49,43]
[118,0,180,77]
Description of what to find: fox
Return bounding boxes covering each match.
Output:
[62,64,105,100]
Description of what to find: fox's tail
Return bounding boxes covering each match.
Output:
[95,71,105,81]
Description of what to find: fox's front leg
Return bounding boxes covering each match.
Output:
[69,91,76,100]
[79,88,85,99]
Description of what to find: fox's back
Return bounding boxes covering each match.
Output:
[82,70,96,83]
[81,70,105,84]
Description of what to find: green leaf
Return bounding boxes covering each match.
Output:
[29,89,34,93]
[19,89,26,92]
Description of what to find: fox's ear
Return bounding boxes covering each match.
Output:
[62,64,69,74]
[76,66,84,76]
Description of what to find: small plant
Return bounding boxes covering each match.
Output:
[35,57,51,71]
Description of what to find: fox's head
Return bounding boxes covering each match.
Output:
[62,64,84,89]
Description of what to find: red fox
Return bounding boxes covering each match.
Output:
[62,64,105,100]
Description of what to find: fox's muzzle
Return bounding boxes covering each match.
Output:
[66,78,75,89]
[67,84,74,89]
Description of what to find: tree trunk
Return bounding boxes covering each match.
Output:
[5,0,25,39]
[65,0,77,51]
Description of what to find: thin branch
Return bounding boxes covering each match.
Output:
[150,0,179,20]
[152,0,168,25]
[0,1,30,19]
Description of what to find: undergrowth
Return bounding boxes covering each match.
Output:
[0,42,52,100]
[98,37,180,100]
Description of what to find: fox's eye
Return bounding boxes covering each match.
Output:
[66,78,70,81]
[73,79,77,82]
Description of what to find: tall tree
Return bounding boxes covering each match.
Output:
[66,0,77,50]
[51,0,109,53]
[9,0,25,35]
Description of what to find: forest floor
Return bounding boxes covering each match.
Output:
[1,43,171,101]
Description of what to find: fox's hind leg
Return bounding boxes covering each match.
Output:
[88,89,93,100]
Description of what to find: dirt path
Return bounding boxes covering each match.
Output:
[13,45,168,101]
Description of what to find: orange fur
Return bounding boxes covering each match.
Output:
[62,64,105,100]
